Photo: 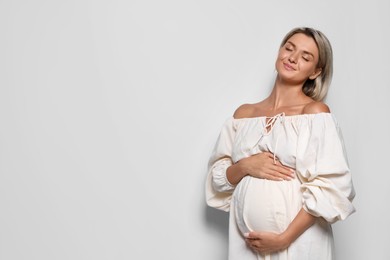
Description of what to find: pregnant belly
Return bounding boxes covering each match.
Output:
[233,176,302,235]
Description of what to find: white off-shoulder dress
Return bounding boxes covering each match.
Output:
[206,113,355,260]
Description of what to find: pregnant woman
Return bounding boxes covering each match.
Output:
[206,27,355,259]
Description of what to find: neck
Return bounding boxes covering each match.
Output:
[266,75,307,110]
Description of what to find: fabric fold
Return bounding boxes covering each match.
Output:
[296,114,356,223]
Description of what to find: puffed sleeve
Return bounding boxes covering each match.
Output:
[296,113,356,223]
[205,117,236,212]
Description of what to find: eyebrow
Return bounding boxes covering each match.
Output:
[286,41,315,57]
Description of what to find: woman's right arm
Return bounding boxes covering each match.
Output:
[226,152,295,185]
[228,104,295,185]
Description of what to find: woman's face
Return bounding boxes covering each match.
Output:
[275,33,321,84]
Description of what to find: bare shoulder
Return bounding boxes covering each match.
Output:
[233,103,257,119]
[302,101,331,114]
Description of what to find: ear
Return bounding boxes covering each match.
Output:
[309,68,322,80]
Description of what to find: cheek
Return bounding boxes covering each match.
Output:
[274,57,283,71]
[300,62,317,73]
[277,51,288,60]
[275,53,288,68]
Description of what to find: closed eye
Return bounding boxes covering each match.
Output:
[302,54,313,61]
[284,42,294,51]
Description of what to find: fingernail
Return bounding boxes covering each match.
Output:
[244,232,249,237]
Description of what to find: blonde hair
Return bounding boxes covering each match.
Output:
[280,27,333,101]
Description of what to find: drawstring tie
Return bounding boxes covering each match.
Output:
[262,112,285,135]
[254,112,285,164]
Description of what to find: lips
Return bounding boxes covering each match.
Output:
[283,62,296,71]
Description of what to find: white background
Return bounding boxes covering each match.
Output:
[1,0,389,259]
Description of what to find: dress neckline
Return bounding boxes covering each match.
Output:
[233,112,331,121]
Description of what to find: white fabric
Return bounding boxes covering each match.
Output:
[206,113,355,260]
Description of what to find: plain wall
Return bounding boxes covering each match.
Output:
[1,0,389,259]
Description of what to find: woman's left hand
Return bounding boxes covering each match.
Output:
[244,231,290,254]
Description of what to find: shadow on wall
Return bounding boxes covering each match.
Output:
[204,205,229,259]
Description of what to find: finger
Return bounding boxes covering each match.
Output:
[249,242,269,254]
[264,169,291,180]
[246,239,260,248]
[245,232,262,239]
[276,172,292,180]
[276,163,296,173]
[272,165,295,178]
[262,151,275,159]
[274,160,296,171]
[250,243,260,250]
[275,173,292,180]
[247,242,259,253]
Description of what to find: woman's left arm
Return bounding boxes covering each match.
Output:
[245,208,315,254]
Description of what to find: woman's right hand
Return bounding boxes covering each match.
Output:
[226,152,295,185]
[242,152,295,181]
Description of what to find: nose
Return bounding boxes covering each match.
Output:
[288,53,298,63]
